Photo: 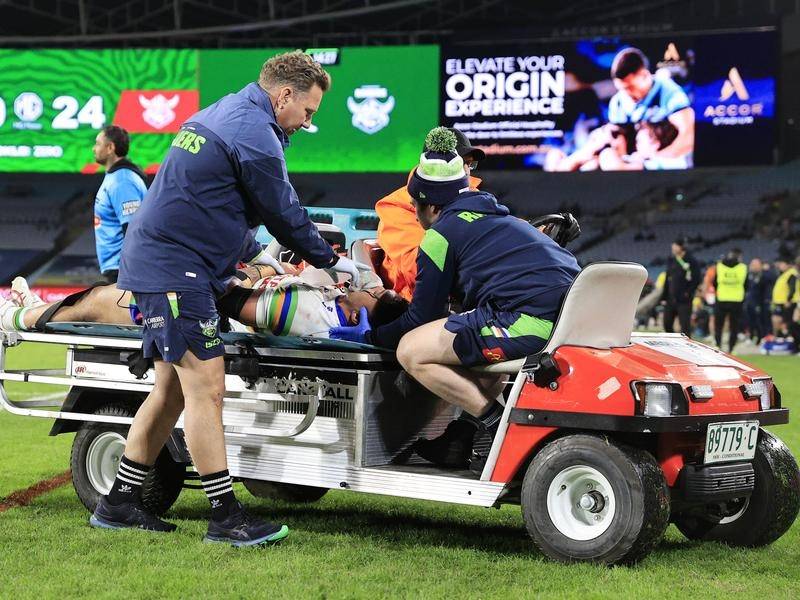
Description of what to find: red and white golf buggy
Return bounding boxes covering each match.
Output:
[0,259,797,565]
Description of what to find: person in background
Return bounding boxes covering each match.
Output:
[714,248,747,353]
[92,125,147,283]
[760,259,776,337]
[771,256,797,337]
[662,237,701,337]
[744,257,767,343]
[376,128,484,301]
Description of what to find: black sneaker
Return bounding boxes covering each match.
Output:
[204,502,289,547]
[89,496,177,532]
[413,418,477,468]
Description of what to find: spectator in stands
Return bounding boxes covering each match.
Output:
[662,237,701,337]
[745,258,769,343]
[376,128,484,301]
[771,256,797,337]
[714,248,747,353]
[92,125,147,284]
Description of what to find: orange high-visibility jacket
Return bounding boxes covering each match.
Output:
[376,172,481,301]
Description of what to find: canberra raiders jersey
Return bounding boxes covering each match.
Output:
[251,274,347,338]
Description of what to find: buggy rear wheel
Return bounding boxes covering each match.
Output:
[70,404,185,516]
[674,429,800,547]
[243,479,328,503]
[521,434,670,565]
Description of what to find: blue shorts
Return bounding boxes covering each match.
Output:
[444,306,553,366]
[133,291,224,363]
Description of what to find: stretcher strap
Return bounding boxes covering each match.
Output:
[33,285,99,332]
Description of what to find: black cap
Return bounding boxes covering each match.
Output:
[422,128,485,161]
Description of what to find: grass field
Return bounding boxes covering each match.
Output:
[1,343,799,598]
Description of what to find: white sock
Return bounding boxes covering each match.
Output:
[1,306,29,331]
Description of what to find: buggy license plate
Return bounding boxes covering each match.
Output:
[704,421,759,464]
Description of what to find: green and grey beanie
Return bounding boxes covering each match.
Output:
[407,127,470,206]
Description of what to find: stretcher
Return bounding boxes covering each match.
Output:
[2,262,798,566]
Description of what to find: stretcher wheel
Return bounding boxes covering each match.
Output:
[242,479,328,503]
[70,404,185,516]
[673,429,800,546]
[520,434,670,565]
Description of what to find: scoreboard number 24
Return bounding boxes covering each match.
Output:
[0,94,106,129]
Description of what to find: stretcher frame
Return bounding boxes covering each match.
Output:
[0,326,509,508]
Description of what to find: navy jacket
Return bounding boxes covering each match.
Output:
[370,191,581,349]
[118,83,336,295]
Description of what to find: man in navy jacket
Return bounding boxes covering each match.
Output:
[93,51,360,545]
[332,128,580,469]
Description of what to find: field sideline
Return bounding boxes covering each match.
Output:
[1,343,799,598]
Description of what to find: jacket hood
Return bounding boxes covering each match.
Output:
[107,158,146,182]
[441,191,510,217]
[721,256,741,268]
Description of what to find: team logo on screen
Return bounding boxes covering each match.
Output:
[139,94,180,130]
[113,90,199,134]
[12,92,43,130]
[347,85,395,134]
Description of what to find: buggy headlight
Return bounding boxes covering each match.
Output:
[741,378,776,410]
[632,382,688,416]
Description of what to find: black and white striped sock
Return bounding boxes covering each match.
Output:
[201,469,237,521]
[107,456,151,505]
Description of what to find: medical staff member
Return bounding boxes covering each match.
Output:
[714,248,747,353]
[92,51,360,546]
[376,128,484,301]
[332,128,580,468]
[92,125,147,283]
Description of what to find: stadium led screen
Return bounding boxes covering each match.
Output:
[0,49,198,173]
[199,46,440,173]
[441,29,777,170]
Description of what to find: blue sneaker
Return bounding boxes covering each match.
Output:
[89,496,177,532]
[204,502,289,547]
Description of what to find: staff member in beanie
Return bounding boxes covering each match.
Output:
[331,128,580,467]
[92,51,361,546]
[376,128,484,301]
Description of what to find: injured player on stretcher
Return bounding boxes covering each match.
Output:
[0,264,409,338]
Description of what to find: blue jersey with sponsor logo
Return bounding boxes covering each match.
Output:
[118,82,336,296]
[371,191,581,349]
[608,76,690,125]
[94,160,147,273]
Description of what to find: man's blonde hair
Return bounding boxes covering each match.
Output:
[259,50,331,94]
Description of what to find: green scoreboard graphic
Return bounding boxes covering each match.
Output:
[198,46,440,172]
[0,49,198,173]
[0,46,439,173]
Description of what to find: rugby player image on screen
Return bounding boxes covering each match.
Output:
[544,46,695,172]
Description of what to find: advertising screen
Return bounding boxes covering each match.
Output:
[0,49,198,173]
[441,30,777,170]
[199,46,440,173]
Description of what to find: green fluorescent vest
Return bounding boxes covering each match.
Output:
[716,262,747,302]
